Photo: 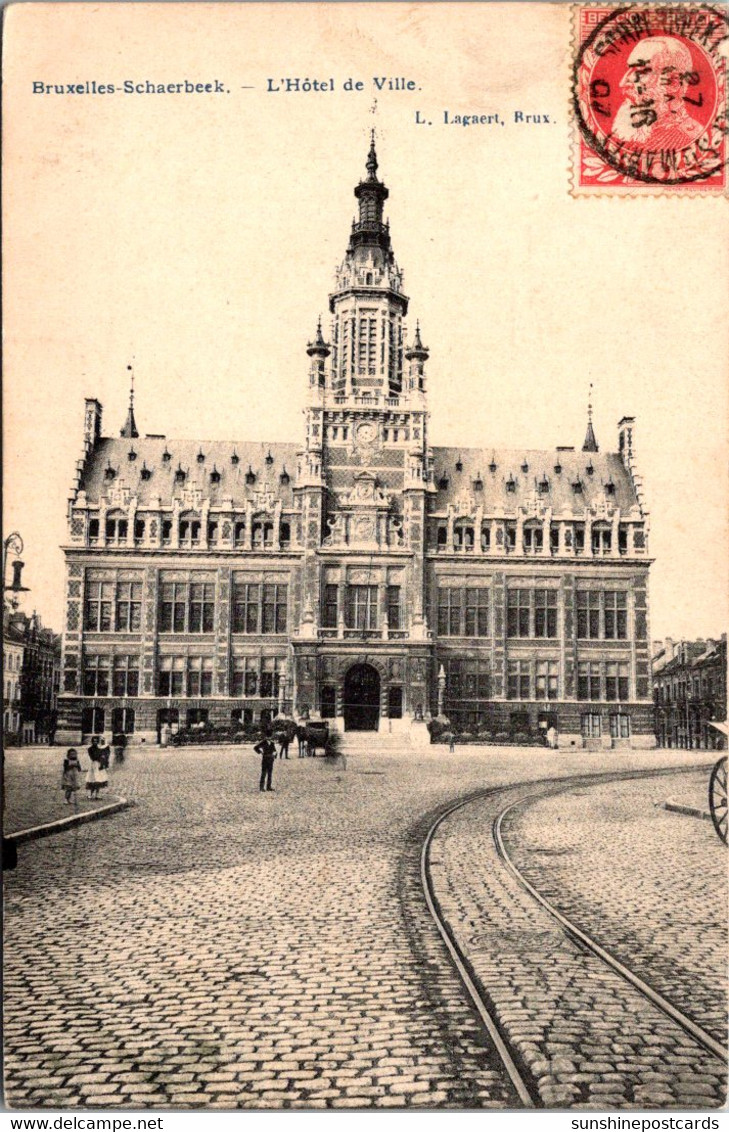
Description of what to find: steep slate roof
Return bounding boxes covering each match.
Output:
[429,447,640,516]
[79,439,300,508]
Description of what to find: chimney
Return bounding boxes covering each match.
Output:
[665,637,674,660]
[84,398,103,453]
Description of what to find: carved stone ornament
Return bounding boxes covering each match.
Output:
[252,487,277,512]
[107,482,134,509]
[182,481,205,510]
[340,472,390,509]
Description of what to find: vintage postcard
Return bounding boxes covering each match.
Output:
[3,1,728,1118]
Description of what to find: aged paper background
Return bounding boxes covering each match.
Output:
[3,1,728,643]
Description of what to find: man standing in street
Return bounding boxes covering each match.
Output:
[255,729,277,792]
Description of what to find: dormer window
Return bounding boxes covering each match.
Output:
[521,460,529,473]
[280,468,290,486]
[231,451,240,466]
[489,460,497,474]
[175,466,186,484]
[538,477,550,494]
[140,463,151,481]
[554,462,562,475]
[506,476,516,493]
[210,467,221,484]
[104,464,116,481]
[265,450,274,466]
[572,480,583,494]
[605,480,615,495]
[455,457,463,472]
[246,466,256,485]
[128,448,137,462]
[473,477,483,492]
[438,475,449,491]
[197,450,205,464]
[162,448,171,462]
[586,462,594,476]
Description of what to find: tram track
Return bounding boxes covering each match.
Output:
[420,763,724,1108]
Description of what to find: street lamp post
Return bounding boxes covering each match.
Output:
[3,533,29,603]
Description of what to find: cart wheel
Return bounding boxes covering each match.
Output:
[708,756,728,846]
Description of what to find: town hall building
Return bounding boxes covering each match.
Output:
[56,140,655,749]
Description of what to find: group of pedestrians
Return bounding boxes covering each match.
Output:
[60,735,112,805]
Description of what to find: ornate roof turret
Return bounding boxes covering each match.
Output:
[406,322,429,361]
[349,132,392,259]
[120,365,139,439]
[582,383,599,453]
[306,317,330,358]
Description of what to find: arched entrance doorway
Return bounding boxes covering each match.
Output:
[343,664,381,731]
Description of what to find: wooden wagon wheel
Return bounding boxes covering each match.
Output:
[708,756,728,845]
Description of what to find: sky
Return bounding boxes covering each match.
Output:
[4,2,728,644]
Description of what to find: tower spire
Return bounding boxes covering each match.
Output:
[349,134,392,259]
[120,364,139,439]
[582,382,598,453]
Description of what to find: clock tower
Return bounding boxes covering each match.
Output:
[293,135,434,727]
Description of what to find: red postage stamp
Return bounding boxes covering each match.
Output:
[572,5,728,193]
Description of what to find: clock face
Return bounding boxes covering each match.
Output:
[357,422,377,443]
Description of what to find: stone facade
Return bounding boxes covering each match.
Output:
[653,636,727,750]
[57,141,655,749]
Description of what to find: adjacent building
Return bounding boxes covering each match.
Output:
[3,608,62,743]
[56,140,655,749]
[653,636,727,750]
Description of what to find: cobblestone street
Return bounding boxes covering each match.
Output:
[3,744,724,1110]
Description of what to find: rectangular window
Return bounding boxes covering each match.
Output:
[604,591,628,640]
[189,583,215,633]
[88,517,100,542]
[162,519,173,544]
[605,662,630,701]
[534,590,558,638]
[134,518,145,542]
[231,657,260,697]
[84,580,114,632]
[388,686,403,719]
[105,517,128,544]
[159,582,186,633]
[262,584,288,634]
[111,706,135,734]
[187,657,213,697]
[83,654,110,697]
[577,590,600,639]
[346,585,378,631]
[507,660,531,700]
[505,523,517,550]
[387,586,401,631]
[233,582,259,634]
[507,589,530,638]
[438,587,463,637]
[610,714,631,739]
[578,662,602,701]
[321,685,337,719]
[158,656,185,697]
[574,523,585,553]
[592,525,612,554]
[465,588,489,638]
[112,656,140,698]
[523,526,543,553]
[322,584,339,629]
[581,712,602,738]
[115,581,142,632]
[260,657,281,699]
[535,660,559,700]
